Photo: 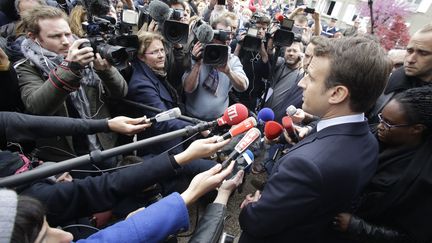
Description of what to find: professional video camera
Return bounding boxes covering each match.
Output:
[241,13,269,52]
[272,16,295,47]
[80,0,138,70]
[140,0,189,44]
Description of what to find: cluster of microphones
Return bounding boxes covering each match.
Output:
[146,103,301,173]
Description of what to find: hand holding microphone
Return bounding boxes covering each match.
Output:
[108,116,152,136]
[174,136,230,166]
[282,116,300,143]
[263,121,283,144]
[221,128,261,170]
[145,107,182,123]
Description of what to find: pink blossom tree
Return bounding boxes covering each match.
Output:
[358,0,412,50]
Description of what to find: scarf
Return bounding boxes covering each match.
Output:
[21,38,102,151]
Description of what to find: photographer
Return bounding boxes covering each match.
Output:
[15,6,128,164]
[182,17,248,121]
[232,13,270,112]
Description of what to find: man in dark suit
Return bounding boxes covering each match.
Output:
[238,37,392,242]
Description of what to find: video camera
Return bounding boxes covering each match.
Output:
[241,13,269,52]
[272,16,295,47]
[80,0,138,70]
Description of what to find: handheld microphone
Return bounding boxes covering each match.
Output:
[264,121,284,140]
[275,13,284,23]
[257,108,275,123]
[282,116,299,143]
[286,105,297,117]
[146,107,182,123]
[217,117,257,142]
[221,128,261,170]
[237,149,254,171]
[208,103,249,127]
[195,22,214,44]
[148,0,171,23]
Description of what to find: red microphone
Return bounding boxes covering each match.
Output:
[264,121,283,140]
[282,116,299,142]
[217,117,257,142]
[210,103,249,127]
[221,128,261,170]
[275,13,284,23]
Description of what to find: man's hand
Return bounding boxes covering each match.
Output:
[181,161,235,205]
[148,20,159,33]
[93,53,112,71]
[191,42,203,60]
[66,39,94,67]
[334,213,352,232]
[216,59,231,75]
[108,116,151,136]
[214,170,244,204]
[312,11,321,21]
[0,47,10,71]
[240,190,261,209]
[174,136,230,165]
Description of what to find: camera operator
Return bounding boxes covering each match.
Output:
[15,6,128,165]
[182,17,248,121]
[232,13,270,112]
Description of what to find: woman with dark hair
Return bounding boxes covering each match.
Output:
[335,86,432,243]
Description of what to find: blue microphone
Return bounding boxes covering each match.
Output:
[257,108,275,124]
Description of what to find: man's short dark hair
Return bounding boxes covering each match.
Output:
[314,37,392,112]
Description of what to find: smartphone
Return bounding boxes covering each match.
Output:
[281,18,294,30]
[304,7,315,14]
[217,0,226,5]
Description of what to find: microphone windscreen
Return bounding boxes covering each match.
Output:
[275,13,284,22]
[244,149,254,161]
[282,116,294,131]
[229,117,257,138]
[257,108,275,123]
[219,103,249,126]
[286,105,297,116]
[264,121,283,140]
[196,23,214,44]
[148,0,170,22]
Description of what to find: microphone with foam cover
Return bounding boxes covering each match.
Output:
[275,13,284,22]
[217,117,257,142]
[286,105,297,117]
[148,0,171,23]
[147,107,181,123]
[207,103,249,127]
[195,22,214,44]
[282,116,299,143]
[264,121,284,140]
[257,108,275,123]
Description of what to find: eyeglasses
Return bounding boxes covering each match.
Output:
[377,113,412,130]
[144,48,165,56]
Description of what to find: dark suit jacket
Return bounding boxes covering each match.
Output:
[239,121,378,243]
[127,60,191,155]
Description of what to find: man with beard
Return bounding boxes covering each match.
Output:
[264,41,304,123]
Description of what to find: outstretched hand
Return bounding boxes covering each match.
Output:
[214,170,244,204]
[108,116,151,136]
[174,136,230,165]
[181,161,236,205]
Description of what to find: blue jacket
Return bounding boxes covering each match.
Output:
[127,59,191,155]
[239,121,378,242]
[76,192,189,243]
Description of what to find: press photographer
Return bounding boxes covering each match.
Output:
[182,17,249,121]
[15,5,128,164]
[232,13,271,112]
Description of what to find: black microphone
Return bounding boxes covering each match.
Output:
[195,22,214,44]
[221,128,261,170]
[145,107,182,123]
[148,0,171,23]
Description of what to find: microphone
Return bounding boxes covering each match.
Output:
[208,103,249,127]
[257,108,275,124]
[221,128,261,170]
[237,149,254,171]
[282,116,299,143]
[286,105,297,117]
[147,107,181,123]
[217,117,257,142]
[264,121,283,140]
[148,0,171,23]
[195,22,214,44]
[275,13,284,22]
